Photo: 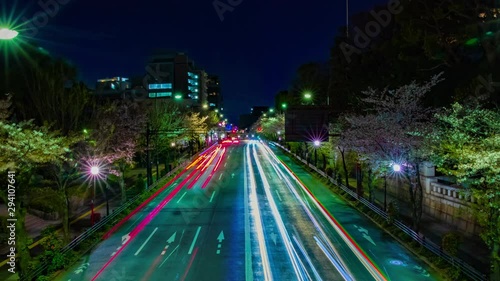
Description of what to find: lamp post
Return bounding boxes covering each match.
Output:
[383,172,387,211]
[313,140,320,167]
[303,91,313,105]
[89,166,99,225]
[0,28,18,40]
[385,163,402,211]
[88,164,110,225]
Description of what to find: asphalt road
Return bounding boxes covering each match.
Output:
[57,140,441,281]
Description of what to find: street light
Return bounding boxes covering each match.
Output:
[313,140,320,167]
[87,163,109,225]
[393,163,401,172]
[303,91,312,100]
[281,103,287,110]
[0,28,18,40]
[384,163,402,211]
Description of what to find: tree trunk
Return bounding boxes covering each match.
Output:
[407,163,423,231]
[356,162,363,198]
[62,187,70,243]
[367,168,374,202]
[120,164,127,203]
[339,147,349,188]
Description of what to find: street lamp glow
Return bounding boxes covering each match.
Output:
[270,108,274,113]
[214,109,219,113]
[0,28,18,40]
[392,164,401,172]
[281,103,287,109]
[202,104,208,109]
[313,140,320,146]
[90,166,100,175]
[304,92,312,99]
[174,94,182,100]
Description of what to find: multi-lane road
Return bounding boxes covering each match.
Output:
[58,140,440,281]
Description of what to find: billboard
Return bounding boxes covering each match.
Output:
[285,106,330,142]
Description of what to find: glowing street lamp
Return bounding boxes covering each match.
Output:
[202,104,208,109]
[0,28,18,40]
[174,93,182,100]
[281,103,287,110]
[392,163,401,172]
[86,163,109,224]
[90,166,99,175]
[303,91,312,100]
[313,140,321,167]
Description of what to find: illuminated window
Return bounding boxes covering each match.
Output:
[149,83,172,89]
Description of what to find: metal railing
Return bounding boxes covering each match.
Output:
[272,142,487,281]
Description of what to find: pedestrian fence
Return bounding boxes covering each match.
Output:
[271,142,487,281]
[22,157,195,281]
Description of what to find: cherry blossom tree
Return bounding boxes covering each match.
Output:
[342,74,443,230]
[88,100,146,203]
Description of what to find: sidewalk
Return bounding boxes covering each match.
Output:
[369,186,490,275]
[0,197,122,280]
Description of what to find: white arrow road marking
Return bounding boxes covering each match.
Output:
[135,227,158,256]
[122,233,131,245]
[216,230,225,254]
[354,225,376,246]
[161,232,177,255]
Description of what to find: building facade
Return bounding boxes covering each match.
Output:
[206,75,223,111]
[145,51,206,107]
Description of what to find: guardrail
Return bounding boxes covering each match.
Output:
[271,142,487,281]
[21,156,195,281]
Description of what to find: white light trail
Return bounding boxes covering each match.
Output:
[261,143,387,281]
[245,144,273,281]
[251,144,306,281]
[259,143,351,279]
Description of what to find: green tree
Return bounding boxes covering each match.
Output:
[3,47,93,134]
[0,120,69,277]
[429,103,500,279]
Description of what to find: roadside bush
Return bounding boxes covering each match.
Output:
[442,232,462,257]
[386,200,399,224]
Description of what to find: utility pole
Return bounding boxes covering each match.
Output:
[146,122,152,186]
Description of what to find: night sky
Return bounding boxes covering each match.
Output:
[7,0,384,123]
